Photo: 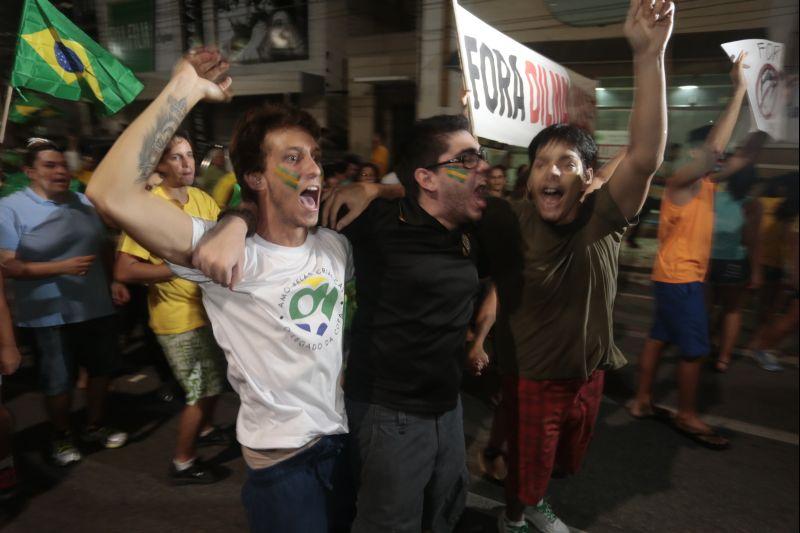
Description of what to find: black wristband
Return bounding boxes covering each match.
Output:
[218,207,257,237]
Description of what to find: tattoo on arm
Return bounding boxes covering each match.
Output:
[136,95,188,183]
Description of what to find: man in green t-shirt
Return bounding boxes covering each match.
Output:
[477,2,675,531]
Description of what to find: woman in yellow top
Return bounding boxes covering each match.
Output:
[114,132,228,485]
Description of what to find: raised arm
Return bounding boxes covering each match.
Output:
[708,131,767,184]
[606,0,674,219]
[191,182,404,287]
[86,49,232,266]
[669,55,749,189]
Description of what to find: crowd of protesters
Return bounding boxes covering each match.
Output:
[0,1,797,532]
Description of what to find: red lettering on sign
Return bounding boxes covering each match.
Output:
[525,61,540,124]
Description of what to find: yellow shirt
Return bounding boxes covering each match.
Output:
[118,186,220,335]
[651,178,715,284]
[370,145,389,177]
[211,172,237,208]
[758,197,785,268]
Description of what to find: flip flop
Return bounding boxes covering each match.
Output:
[714,359,730,373]
[627,402,673,423]
[672,421,730,450]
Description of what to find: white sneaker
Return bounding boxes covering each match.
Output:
[497,511,531,533]
[81,426,128,449]
[754,350,783,372]
[51,435,82,466]
[528,499,569,533]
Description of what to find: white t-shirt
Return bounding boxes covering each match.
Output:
[171,219,354,449]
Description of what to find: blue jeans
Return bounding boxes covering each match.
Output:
[241,434,354,533]
[25,315,119,395]
[346,398,469,533]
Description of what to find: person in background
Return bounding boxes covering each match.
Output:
[487,165,508,198]
[323,161,347,192]
[343,154,362,183]
[370,133,390,177]
[0,272,21,501]
[629,55,755,450]
[0,139,128,467]
[355,162,380,184]
[747,174,795,358]
[707,162,762,372]
[750,180,799,371]
[76,152,98,187]
[114,131,229,485]
[510,164,529,200]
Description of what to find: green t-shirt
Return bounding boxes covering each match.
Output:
[476,187,630,380]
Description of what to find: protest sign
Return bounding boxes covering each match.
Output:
[721,39,785,140]
[452,0,596,147]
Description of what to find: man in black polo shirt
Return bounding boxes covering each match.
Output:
[340,115,487,532]
[193,114,488,531]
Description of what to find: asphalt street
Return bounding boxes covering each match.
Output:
[0,238,797,533]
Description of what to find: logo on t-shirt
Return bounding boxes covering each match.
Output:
[279,269,344,352]
[289,275,338,336]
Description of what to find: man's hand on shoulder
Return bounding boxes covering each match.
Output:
[321,183,380,231]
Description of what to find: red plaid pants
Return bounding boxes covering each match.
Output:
[503,370,604,505]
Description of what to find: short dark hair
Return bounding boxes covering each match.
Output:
[527,124,597,172]
[395,114,471,199]
[489,164,507,174]
[24,138,62,167]
[229,104,321,203]
[357,162,380,180]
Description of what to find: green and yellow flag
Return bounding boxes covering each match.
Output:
[10,0,143,114]
[7,92,61,123]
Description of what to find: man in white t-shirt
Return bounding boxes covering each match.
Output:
[87,48,354,532]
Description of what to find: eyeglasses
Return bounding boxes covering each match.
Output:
[425,148,487,170]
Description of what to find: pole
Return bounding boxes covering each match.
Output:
[0,86,13,145]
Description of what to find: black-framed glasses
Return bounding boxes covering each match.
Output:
[425,148,487,170]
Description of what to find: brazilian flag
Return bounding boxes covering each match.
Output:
[7,92,61,123]
[8,93,49,123]
[10,0,143,114]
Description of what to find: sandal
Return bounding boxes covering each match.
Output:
[626,401,673,423]
[672,421,730,450]
[714,359,730,373]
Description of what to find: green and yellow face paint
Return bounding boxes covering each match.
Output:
[444,164,469,184]
[275,165,300,190]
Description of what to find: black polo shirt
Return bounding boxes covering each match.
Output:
[342,197,481,414]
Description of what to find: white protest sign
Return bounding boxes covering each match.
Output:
[453,0,596,147]
[721,39,785,140]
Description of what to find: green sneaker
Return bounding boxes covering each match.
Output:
[497,512,530,533]
[51,434,82,466]
[530,499,569,533]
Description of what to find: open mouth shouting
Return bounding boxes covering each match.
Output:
[299,184,321,211]
[539,186,565,210]
[473,183,488,209]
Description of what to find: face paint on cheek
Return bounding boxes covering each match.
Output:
[275,165,300,190]
[444,165,469,184]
